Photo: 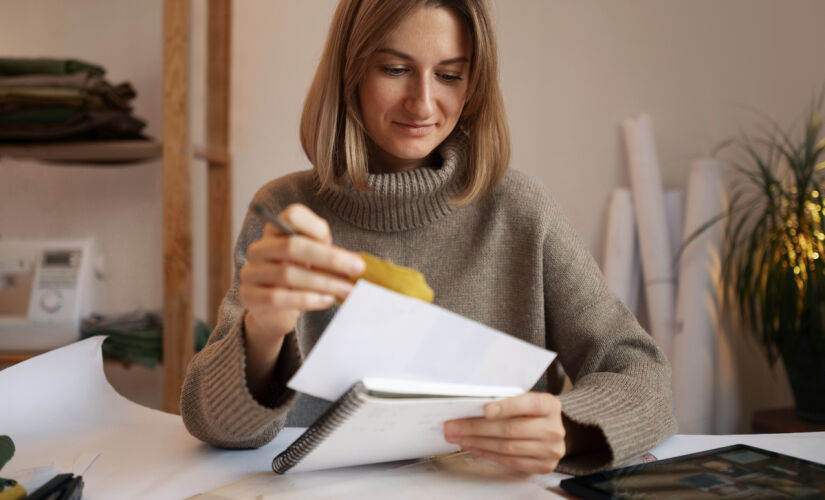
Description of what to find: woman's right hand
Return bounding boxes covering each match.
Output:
[241,203,365,340]
[239,203,365,400]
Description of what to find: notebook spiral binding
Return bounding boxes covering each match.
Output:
[271,382,367,474]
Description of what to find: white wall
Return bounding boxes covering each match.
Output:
[495,0,825,252]
[2,0,822,426]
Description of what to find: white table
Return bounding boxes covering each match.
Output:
[2,338,823,499]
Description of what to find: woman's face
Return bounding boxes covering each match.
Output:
[358,6,471,173]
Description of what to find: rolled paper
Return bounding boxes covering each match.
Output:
[713,322,740,434]
[672,158,727,434]
[665,189,685,289]
[353,252,434,303]
[603,188,641,314]
[622,114,676,361]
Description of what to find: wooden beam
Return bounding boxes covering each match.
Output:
[207,0,233,328]
[162,0,192,415]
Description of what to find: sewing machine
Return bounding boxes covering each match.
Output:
[0,238,105,351]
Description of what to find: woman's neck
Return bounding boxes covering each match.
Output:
[367,142,439,174]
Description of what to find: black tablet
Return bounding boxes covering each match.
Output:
[560,444,825,499]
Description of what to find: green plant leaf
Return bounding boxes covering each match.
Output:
[0,435,14,471]
[673,211,726,266]
[696,88,825,364]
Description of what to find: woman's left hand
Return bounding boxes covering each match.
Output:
[443,392,566,475]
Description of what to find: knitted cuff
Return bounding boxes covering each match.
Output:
[558,379,675,475]
[200,316,299,445]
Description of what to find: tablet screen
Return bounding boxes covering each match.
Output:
[560,444,825,499]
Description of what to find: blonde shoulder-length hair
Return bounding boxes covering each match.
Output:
[300,0,510,206]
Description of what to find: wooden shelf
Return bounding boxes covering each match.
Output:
[0,1,232,414]
[0,139,161,164]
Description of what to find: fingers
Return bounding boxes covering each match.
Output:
[442,392,567,475]
[483,392,560,419]
[268,203,333,244]
[251,203,365,278]
[241,283,336,311]
[248,233,364,278]
[450,435,552,458]
[241,262,354,299]
[459,447,560,475]
[444,416,560,440]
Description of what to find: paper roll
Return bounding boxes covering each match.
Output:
[714,323,740,434]
[603,188,641,314]
[622,114,676,360]
[665,189,685,289]
[672,158,728,434]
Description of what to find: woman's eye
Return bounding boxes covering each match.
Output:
[438,73,463,83]
[382,66,407,76]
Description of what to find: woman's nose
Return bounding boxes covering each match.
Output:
[404,75,435,119]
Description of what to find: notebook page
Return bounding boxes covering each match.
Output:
[288,281,556,402]
[289,392,501,473]
[361,378,523,398]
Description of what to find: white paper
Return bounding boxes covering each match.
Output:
[672,158,740,434]
[361,378,523,398]
[664,189,685,287]
[622,114,677,361]
[288,281,557,402]
[201,454,565,500]
[602,188,683,318]
[2,339,824,499]
[0,337,309,499]
[602,188,641,313]
[289,393,507,473]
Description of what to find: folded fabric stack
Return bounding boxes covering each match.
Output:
[0,57,148,142]
[81,311,210,368]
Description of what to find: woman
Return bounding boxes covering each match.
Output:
[182,0,675,475]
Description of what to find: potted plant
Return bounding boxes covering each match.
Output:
[701,91,825,422]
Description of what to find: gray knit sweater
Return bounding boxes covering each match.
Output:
[181,135,676,475]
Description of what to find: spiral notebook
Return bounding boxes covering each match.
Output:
[271,378,524,474]
[273,282,557,474]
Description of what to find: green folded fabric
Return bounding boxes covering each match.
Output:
[0,73,135,111]
[0,87,105,109]
[0,108,146,141]
[80,312,211,369]
[0,108,80,126]
[0,58,104,76]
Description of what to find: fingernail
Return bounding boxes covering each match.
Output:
[444,422,459,435]
[485,404,501,418]
[350,256,365,275]
[319,294,335,305]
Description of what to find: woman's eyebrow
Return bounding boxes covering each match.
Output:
[375,48,468,65]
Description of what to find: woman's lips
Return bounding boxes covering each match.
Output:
[393,122,435,137]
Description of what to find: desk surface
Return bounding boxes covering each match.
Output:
[2,338,824,500]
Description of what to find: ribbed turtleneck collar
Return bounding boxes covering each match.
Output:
[320,132,468,232]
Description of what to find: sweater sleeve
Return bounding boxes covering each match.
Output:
[540,194,677,475]
[180,204,303,448]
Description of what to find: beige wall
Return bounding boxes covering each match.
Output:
[2,0,822,424]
